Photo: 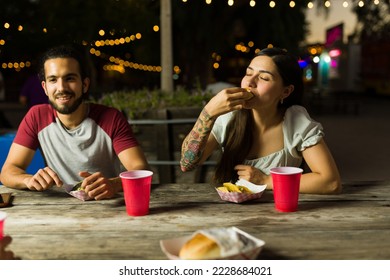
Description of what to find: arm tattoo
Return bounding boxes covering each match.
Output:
[180,109,214,171]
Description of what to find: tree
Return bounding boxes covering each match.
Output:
[351,0,390,42]
[171,0,309,89]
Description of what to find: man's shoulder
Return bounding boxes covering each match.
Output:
[88,103,126,124]
[89,103,121,114]
[26,104,55,120]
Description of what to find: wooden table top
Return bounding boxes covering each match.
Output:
[1,181,389,260]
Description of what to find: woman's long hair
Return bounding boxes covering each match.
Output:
[213,47,303,184]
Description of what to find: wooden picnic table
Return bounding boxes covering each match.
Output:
[0,181,389,260]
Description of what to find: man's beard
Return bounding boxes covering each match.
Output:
[49,93,84,114]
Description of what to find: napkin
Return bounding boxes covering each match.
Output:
[63,184,93,201]
[195,227,256,258]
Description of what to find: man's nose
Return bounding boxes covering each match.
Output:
[56,78,66,91]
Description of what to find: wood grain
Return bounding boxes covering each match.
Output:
[0,181,389,260]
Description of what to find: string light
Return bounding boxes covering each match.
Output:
[0,1,380,74]
[90,48,179,74]
[1,61,31,71]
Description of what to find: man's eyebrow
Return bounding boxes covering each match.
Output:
[247,66,275,76]
[46,73,78,79]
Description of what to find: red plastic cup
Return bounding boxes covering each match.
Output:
[120,170,153,216]
[270,167,303,212]
[0,211,7,240]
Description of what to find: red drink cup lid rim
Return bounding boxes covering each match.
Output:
[270,167,303,175]
[120,170,153,179]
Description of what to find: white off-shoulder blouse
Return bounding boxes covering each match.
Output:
[211,105,324,175]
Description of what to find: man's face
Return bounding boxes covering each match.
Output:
[42,57,88,114]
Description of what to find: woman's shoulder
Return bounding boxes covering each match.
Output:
[215,111,235,123]
[283,105,324,151]
[285,105,310,117]
[212,111,236,144]
[284,105,318,125]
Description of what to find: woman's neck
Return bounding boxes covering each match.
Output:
[251,107,284,133]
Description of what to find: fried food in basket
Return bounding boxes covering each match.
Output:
[217,182,253,194]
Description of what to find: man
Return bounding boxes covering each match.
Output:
[1,45,149,200]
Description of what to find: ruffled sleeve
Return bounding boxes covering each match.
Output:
[283,105,324,157]
[211,111,235,145]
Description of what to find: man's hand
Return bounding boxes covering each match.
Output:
[0,236,17,260]
[22,167,63,191]
[78,171,119,200]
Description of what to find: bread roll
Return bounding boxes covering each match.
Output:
[179,233,220,260]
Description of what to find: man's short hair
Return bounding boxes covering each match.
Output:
[38,45,89,82]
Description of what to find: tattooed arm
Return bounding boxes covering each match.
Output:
[180,109,218,172]
[180,87,253,172]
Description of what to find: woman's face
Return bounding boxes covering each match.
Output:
[241,55,288,109]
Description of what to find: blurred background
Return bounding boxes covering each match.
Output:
[1,0,389,98]
[1,0,389,183]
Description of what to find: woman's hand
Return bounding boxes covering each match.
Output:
[205,87,253,119]
[234,164,271,187]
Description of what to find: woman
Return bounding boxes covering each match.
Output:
[180,47,341,194]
